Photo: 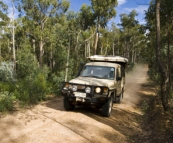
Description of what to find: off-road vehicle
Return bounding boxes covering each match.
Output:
[61,55,128,117]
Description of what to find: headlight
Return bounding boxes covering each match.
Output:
[72,85,77,91]
[85,87,91,93]
[95,87,101,93]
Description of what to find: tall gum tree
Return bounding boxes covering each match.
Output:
[119,10,143,61]
[19,0,70,66]
[90,0,118,54]
[0,1,8,60]
[145,0,173,110]
[156,0,169,110]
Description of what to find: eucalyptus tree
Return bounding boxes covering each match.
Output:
[145,0,173,110]
[158,0,173,94]
[11,0,16,70]
[109,23,121,56]
[0,1,8,60]
[90,0,118,54]
[79,4,95,31]
[155,0,169,110]
[19,0,70,66]
[64,10,95,78]
[118,10,146,63]
[79,5,97,57]
[0,1,8,26]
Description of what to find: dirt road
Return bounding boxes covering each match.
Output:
[0,64,155,143]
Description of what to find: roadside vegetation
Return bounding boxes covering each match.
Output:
[0,0,147,111]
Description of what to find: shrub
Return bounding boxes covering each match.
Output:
[0,92,15,112]
[0,61,15,82]
[0,81,17,111]
[15,49,50,104]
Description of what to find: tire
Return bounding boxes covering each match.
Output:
[113,92,116,103]
[101,96,113,117]
[63,97,75,111]
[116,91,123,104]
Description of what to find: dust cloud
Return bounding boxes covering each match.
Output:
[122,64,148,108]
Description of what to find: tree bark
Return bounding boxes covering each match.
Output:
[65,38,70,82]
[88,41,90,57]
[39,39,44,66]
[156,0,169,110]
[32,39,36,61]
[94,32,98,55]
[0,43,1,58]
[12,0,16,71]
[167,30,171,94]
[112,43,115,56]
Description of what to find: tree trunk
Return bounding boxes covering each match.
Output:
[49,45,53,71]
[85,42,87,57]
[65,38,70,82]
[0,43,1,58]
[39,39,44,66]
[134,51,136,63]
[94,32,98,55]
[167,31,171,94]
[88,41,90,57]
[156,0,169,110]
[112,43,115,56]
[75,30,81,52]
[131,50,134,63]
[12,0,16,71]
[32,39,36,61]
[101,44,103,55]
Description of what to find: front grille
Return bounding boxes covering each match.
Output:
[62,82,109,96]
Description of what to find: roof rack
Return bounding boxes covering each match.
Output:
[87,55,128,64]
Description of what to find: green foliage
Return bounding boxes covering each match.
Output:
[16,71,49,104]
[145,0,173,87]
[147,61,161,83]
[79,4,95,30]
[0,82,16,111]
[91,0,118,27]
[0,94,15,112]
[15,49,50,104]
[49,72,65,94]
[0,61,15,82]
[16,48,38,79]
[126,63,135,72]
[0,1,9,25]
[141,100,149,112]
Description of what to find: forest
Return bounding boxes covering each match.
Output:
[0,0,172,113]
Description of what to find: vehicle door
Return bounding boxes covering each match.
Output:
[116,66,122,95]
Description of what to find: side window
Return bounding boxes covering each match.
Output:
[117,67,121,77]
[118,67,121,77]
[116,67,121,80]
[121,66,125,77]
[116,68,119,79]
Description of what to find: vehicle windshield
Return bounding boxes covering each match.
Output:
[80,65,115,80]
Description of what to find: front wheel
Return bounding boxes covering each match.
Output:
[101,96,113,117]
[63,97,75,111]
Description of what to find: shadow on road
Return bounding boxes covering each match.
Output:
[43,80,156,142]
